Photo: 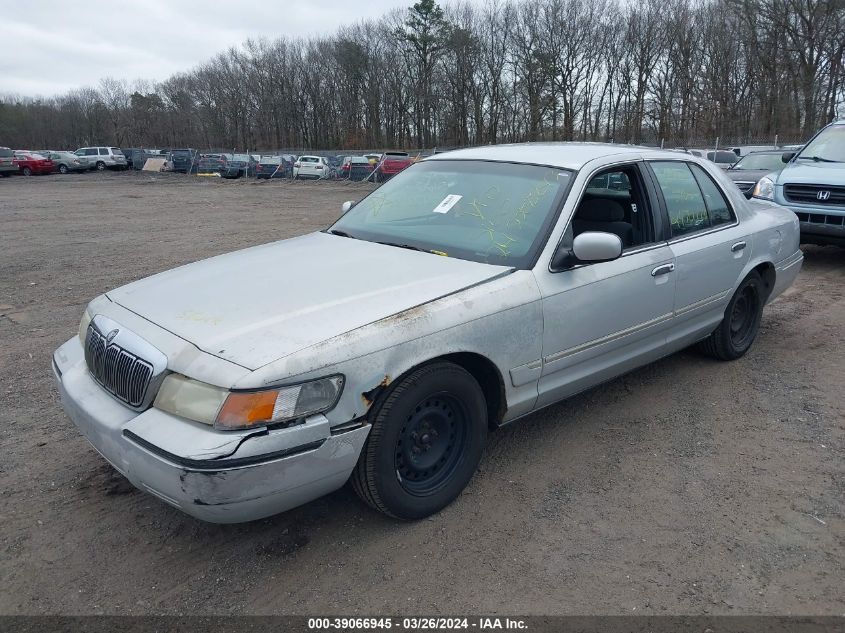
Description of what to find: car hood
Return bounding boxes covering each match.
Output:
[107,232,512,370]
[726,169,772,182]
[777,160,845,184]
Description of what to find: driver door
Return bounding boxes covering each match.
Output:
[534,162,676,407]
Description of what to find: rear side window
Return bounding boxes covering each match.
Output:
[650,162,710,236]
[110,148,124,156]
[689,164,735,226]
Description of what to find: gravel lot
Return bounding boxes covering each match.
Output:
[0,171,843,616]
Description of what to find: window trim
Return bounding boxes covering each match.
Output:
[644,159,740,243]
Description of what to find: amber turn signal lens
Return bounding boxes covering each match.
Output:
[216,390,279,429]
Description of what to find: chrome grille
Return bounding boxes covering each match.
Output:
[784,183,845,206]
[84,324,154,407]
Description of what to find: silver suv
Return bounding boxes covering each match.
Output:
[74,147,127,171]
[0,146,16,176]
[753,120,845,246]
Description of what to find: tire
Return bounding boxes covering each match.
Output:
[351,362,488,520]
[58,164,68,174]
[698,271,764,361]
[22,167,32,177]
[95,161,106,171]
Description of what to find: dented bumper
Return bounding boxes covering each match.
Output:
[53,337,369,523]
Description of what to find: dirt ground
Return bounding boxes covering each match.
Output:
[0,171,843,616]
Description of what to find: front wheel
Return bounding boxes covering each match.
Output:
[351,362,488,519]
[22,167,32,176]
[698,271,764,361]
[58,164,68,174]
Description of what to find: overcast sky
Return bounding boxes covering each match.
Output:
[1,0,414,97]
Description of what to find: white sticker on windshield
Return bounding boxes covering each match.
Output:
[432,194,462,214]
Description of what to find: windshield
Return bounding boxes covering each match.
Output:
[329,160,573,268]
[797,125,845,162]
[732,153,785,171]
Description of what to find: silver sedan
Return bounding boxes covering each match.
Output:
[53,143,803,523]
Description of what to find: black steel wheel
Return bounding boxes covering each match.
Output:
[698,271,764,361]
[352,361,488,519]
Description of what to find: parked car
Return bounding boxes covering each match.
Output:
[725,150,788,198]
[294,155,329,179]
[168,149,199,174]
[196,154,225,176]
[45,151,87,174]
[0,146,16,177]
[255,155,291,179]
[374,151,413,181]
[754,120,845,246]
[220,153,256,179]
[74,147,127,171]
[341,156,375,181]
[54,143,802,524]
[13,151,54,176]
[683,149,738,169]
[363,153,382,166]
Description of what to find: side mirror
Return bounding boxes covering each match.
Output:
[572,232,623,263]
[341,200,356,213]
[550,231,623,271]
[781,151,796,164]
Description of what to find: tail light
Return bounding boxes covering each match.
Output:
[316,165,323,169]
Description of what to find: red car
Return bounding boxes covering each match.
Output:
[374,151,413,181]
[13,151,54,176]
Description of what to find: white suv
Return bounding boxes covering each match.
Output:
[74,147,127,171]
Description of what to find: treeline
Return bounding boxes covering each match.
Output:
[1,0,843,151]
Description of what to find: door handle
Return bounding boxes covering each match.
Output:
[651,263,675,277]
[731,241,747,252]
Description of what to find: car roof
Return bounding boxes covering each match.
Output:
[425,142,672,170]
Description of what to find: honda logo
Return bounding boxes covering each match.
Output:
[817,190,831,201]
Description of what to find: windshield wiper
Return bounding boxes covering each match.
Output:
[376,241,428,253]
[797,155,839,163]
[327,229,358,239]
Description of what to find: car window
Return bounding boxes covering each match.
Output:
[110,148,124,156]
[98,148,108,155]
[650,162,711,237]
[689,164,735,227]
[573,165,656,250]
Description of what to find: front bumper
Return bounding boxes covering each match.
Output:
[778,198,845,246]
[53,336,370,523]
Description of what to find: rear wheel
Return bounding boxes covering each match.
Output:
[351,362,488,519]
[95,161,106,171]
[698,271,764,361]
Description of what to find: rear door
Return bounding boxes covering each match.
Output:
[647,160,751,349]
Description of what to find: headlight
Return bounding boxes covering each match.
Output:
[78,307,93,343]
[752,176,775,200]
[154,374,345,431]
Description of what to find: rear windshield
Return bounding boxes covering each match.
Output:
[300,156,319,163]
[707,151,738,164]
[261,157,282,164]
[0,148,13,158]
